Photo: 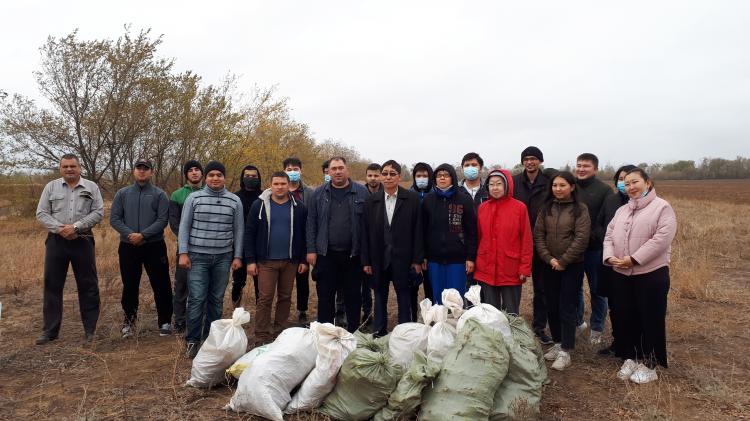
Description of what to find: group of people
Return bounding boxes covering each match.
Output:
[34,146,676,384]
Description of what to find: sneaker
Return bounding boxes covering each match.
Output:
[84,332,95,343]
[617,359,638,380]
[551,350,571,371]
[121,324,134,338]
[630,363,658,384]
[159,323,172,337]
[590,330,603,345]
[544,343,562,361]
[186,342,199,359]
[174,324,186,335]
[577,321,588,333]
[536,332,554,345]
[35,334,57,345]
[597,343,615,356]
[298,312,308,323]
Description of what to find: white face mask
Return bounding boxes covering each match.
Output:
[415,177,429,189]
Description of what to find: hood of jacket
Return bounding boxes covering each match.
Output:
[432,163,459,193]
[487,168,515,201]
[411,162,434,192]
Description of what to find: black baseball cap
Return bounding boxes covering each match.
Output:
[134,158,153,169]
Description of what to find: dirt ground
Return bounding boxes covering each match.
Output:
[1,180,749,420]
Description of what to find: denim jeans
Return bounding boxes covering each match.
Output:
[186,251,232,343]
[577,249,609,332]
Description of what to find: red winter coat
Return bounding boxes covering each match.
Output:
[474,169,533,287]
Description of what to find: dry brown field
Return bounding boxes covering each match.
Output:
[0,180,749,420]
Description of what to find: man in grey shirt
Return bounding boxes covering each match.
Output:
[110,158,172,338]
[35,153,104,344]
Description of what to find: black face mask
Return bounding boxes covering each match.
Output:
[243,177,260,191]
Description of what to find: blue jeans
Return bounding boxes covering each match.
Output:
[428,262,466,304]
[186,252,232,343]
[577,249,608,332]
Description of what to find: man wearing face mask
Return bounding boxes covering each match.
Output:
[459,152,489,210]
[410,162,434,318]
[283,157,313,323]
[169,160,204,333]
[231,164,263,307]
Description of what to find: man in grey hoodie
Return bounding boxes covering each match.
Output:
[110,158,172,338]
[178,161,244,357]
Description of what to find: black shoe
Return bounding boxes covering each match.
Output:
[536,333,554,345]
[35,334,57,345]
[84,332,95,343]
[186,342,199,359]
[299,312,308,323]
[597,343,616,356]
[174,324,186,335]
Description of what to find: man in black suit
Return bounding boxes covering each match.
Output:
[362,160,424,337]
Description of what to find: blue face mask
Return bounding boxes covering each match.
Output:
[616,181,626,194]
[324,174,331,183]
[286,170,301,182]
[463,166,479,181]
[415,177,429,189]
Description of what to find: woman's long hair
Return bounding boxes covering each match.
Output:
[541,170,585,218]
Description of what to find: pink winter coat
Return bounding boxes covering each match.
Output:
[603,190,677,276]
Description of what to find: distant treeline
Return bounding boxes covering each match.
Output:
[568,156,750,181]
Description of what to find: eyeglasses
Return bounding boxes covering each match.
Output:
[435,173,451,179]
[381,172,399,178]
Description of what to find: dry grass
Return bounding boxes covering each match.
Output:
[1,181,749,420]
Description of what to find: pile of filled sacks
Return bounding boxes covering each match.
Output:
[186,285,549,420]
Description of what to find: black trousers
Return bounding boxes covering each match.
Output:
[374,265,412,336]
[118,240,173,327]
[296,268,310,313]
[42,234,100,337]
[315,251,362,333]
[542,262,584,351]
[609,267,670,368]
[409,269,431,322]
[531,253,548,334]
[231,262,259,305]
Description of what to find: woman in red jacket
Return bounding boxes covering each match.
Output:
[474,169,533,315]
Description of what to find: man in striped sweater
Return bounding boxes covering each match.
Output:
[178,161,244,357]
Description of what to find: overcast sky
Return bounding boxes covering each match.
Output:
[3,1,749,169]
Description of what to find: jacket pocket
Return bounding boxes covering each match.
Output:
[503,249,521,277]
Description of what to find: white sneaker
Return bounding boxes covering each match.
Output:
[121,324,133,338]
[544,343,562,361]
[159,323,172,337]
[577,321,588,333]
[617,359,638,380]
[551,350,571,371]
[630,363,658,384]
[590,330,603,345]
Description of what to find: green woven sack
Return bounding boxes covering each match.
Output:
[318,346,403,420]
[354,330,390,352]
[490,314,549,420]
[373,352,440,421]
[420,318,510,420]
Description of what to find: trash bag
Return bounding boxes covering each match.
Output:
[185,307,251,388]
[226,327,317,421]
[490,314,548,421]
[373,352,440,421]
[457,285,512,339]
[441,288,464,328]
[425,304,456,364]
[355,330,390,352]
[420,318,510,420]
[319,346,403,420]
[388,301,431,369]
[285,323,358,413]
[226,344,274,379]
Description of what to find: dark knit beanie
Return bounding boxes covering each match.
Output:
[521,146,544,163]
[204,160,226,176]
[183,160,203,178]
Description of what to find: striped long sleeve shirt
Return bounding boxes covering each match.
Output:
[178,186,244,258]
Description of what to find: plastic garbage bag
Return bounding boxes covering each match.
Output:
[226,344,274,379]
[425,304,456,364]
[457,285,512,339]
[185,307,251,388]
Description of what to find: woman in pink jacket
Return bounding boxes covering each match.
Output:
[603,168,677,384]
